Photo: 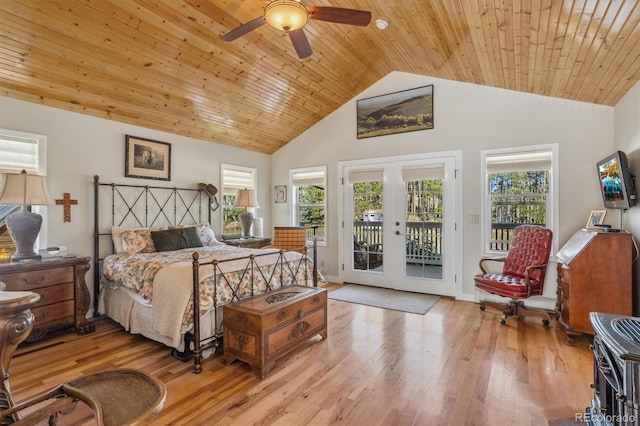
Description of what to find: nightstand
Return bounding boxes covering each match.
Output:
[223,237,272,249]
[0,256,94,341]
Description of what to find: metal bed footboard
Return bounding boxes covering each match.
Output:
[184,242,319,373]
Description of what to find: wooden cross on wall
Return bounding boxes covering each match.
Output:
[55,193,78,223]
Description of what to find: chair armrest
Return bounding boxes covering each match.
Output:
[478,256,506,274]
[522,263,549,295]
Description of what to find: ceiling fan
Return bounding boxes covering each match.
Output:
[220,0,372,59]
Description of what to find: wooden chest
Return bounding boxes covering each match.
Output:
[223,285,327,379]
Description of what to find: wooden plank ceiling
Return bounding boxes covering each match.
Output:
[1,1,640,154]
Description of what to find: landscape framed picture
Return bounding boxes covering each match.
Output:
[357,85,434,139]
[125,135,171,181]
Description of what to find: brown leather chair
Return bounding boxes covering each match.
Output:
[263,226,307,252]
[474,225,553,325]
[0,287,167,426]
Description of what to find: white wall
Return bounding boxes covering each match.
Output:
[614,80,640,314]
[272,71,614,302]
[0,96,271,312]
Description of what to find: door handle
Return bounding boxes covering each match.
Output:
[395,230,403,235]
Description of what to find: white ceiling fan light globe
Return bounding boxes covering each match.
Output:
[264,0,309,32]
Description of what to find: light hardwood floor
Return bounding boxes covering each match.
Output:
[10,285,593,425]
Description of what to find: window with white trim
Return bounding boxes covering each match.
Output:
[221,164,257,235]
[291,166,326,245]
[0,129,48,248]
[481,146,557,254]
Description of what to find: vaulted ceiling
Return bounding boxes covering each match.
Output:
[2,1,640,154]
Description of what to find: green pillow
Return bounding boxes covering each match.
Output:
[151,227,203,252]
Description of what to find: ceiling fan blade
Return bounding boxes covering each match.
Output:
[289,29,312,59]
[220,16,266,42]
[307,6,372,26]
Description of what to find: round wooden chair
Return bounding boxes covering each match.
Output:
[0,286,167,425]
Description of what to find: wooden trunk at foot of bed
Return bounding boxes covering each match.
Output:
[186,241,319,374]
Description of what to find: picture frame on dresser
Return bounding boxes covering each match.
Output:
[125,135,171,181]
[586,209,606,227]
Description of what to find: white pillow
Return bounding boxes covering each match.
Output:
[195,223,222,246]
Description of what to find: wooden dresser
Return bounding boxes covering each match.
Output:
[0,256,94,341]
[223,285,327,379]
[556,229,632,344]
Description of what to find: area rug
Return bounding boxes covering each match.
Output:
[328,284,439,315]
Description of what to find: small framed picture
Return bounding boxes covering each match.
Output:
[586,210,607,228]
[274,185,287,203]
[125,135,171,181]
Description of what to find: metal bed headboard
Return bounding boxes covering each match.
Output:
[93,175,211,316]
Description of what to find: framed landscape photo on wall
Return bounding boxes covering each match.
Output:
[357,85,434,139]
[125,135,171,181]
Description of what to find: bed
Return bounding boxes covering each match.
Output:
[93,176,320,373]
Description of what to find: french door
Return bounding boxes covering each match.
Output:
[340,152,459,296]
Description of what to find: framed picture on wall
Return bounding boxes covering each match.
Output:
[125,135,171,181]
[586,209,606,228]
[274,185,287,203]
[356,85,434,139]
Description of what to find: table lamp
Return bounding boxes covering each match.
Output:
[234,188,259,238]
[0,170,54,261]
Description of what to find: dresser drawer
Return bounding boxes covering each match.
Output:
[1,266,74,290]
[262,291,327,330]
[31,300,75,327]
[33,283,74,308]
[266,307,327,356]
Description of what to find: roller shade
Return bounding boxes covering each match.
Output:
[347,169,383,184]
[222,168,255,195]
[0,135,39,173]
[292,169,325,186]
[486,151,552,173]
[402,164,444,182]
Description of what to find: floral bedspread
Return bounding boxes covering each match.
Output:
[101,245,320,338]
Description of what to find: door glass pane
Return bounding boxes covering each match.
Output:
[405,179,442,279]
[352,181,383,271]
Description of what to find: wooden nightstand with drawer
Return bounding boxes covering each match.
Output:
[0,256,94,341]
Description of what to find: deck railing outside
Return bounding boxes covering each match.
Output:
[353,222,531,265]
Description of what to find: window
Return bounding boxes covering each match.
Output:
[220,164,257,235]
[291,166,326,245]
[0,129,48,249]
[481,145,557,254]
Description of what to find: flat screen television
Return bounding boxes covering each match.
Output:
[596,150,636,209]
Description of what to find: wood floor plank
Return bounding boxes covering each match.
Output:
[8,285,593,425]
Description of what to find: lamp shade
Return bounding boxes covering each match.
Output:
[0,171,54,206]
[234,189,260,208]
[264,0,309,32]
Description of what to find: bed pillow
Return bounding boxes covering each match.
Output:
[112,226,165,254]
[121,229,157,254]
[170,223,221,246]
[151,227,204,252]
[194,223,222,246]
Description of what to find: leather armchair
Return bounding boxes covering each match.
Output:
[474,225,554,325]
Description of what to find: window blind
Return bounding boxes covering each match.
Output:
[0,135,39,173]
[486,151,552,173]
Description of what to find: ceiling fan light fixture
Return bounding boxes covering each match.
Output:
[264,0,309,33]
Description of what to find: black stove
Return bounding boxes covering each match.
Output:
[589,312,640,425]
